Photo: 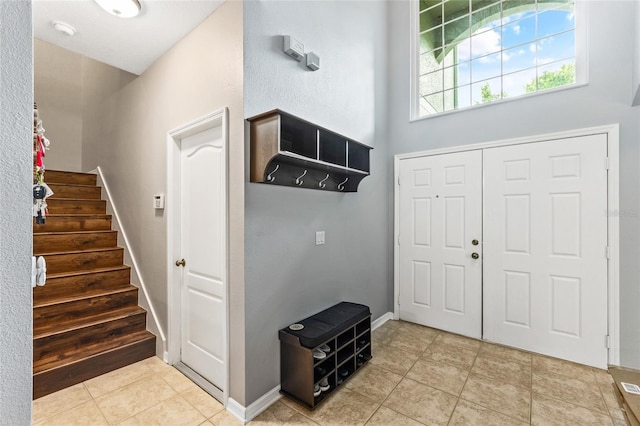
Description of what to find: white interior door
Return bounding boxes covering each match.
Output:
[398,150,483,338]
[179,124,227,391]
[483,134,608,368]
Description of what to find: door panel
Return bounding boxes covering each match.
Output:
[483,134,608,368]
[398,150,483,338]
[180,125,226,390]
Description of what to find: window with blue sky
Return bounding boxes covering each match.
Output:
[415,0,578,117]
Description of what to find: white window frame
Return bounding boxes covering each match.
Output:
[409,0,589,121]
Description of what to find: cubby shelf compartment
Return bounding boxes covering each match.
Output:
[248,109,372,192]
[278,302,372,409]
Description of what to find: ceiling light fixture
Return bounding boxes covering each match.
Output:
[52,21,76,36]
[94,0,141,18]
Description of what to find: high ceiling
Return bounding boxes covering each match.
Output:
[33,0,225,75]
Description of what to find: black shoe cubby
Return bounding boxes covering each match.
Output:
[279,302,372,409]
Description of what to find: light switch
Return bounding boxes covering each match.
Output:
[315,231,325,245]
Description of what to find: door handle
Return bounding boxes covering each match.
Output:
[472,239,479,246]
[471,252,479,259]
[175,259,186,267]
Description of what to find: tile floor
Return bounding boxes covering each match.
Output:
[33,320,627,425]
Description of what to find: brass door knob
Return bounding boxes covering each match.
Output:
[471,252,479,259]
[175,259,186,267]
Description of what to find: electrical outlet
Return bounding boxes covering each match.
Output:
[315,231,325,245]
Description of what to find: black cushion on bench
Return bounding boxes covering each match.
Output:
[281,302,370,348]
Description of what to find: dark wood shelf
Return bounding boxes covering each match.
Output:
[247,110,372,192]
[279,304,372,409]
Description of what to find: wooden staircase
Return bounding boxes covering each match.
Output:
[33,170,156,399]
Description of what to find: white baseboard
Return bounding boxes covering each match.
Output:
[227,386,281,424]
[372,312,394,330]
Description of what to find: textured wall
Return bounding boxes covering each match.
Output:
[243,0,390,404]
[388,0,640,368]
[0,1,34,424]
[34,39,84,172]
[633,0,640,106]
[80,1,245,403]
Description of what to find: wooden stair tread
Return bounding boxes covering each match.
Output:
[45,264,130,280]
[32,169,156,399]
[33,330,154,374]
[34,305,146,340]
[33,284,137,309]
[33,334,156,399]
[35,230,115,236]
[33,247,122,257]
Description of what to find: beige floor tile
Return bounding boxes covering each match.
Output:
[210,410,244,426]
[345,363,404,403]
[397,321,438,336]
[32,399,108,426]
[599,380,624,415]
[532,354,597,384]
[594,368,615,388]
[364,406,423,426]
[383,378,457,425]
[377,320,402,333]
[532,372,608,414]
[161,367,198,393]
[369,344,419,376]
[305,387,380,425]
[283,413,319,425]
[119,394,207,426]
[141,356,174,374]
[471,352,532,389]
[249,400,297,425]
[385,328,435,355]
[84,361,155,398]
[478,342,532,366]
[434,332,481,352]
[406,357,469,396]
[459,372,530,422]
[371,328,393,346]
[422,341,477,370]
[181,384,225,418]
[449,399,528,426]
[531,393,614,425]
[95,375,176,424]
[32,383,93,421]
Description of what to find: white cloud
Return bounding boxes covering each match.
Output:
[459,28,501,61]
[529,43,537,53]
[513,25,521,35]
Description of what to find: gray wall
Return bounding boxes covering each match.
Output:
[0,1,33,424]
[634,0,640,106]
[389,0,640,368]
[243,0,391,404]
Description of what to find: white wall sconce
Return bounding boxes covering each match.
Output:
[306,52,320,71]
[95,0,141,18]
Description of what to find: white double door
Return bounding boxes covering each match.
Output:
[398,134,609,367]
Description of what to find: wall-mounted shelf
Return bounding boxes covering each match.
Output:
[247,110,372,192]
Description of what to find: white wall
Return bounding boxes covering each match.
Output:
[0,1,33,424]
[389,0,640,368]
[243,0,390,405]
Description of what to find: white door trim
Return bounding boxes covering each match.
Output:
[394,123,620,365]
[166,108,230,404]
